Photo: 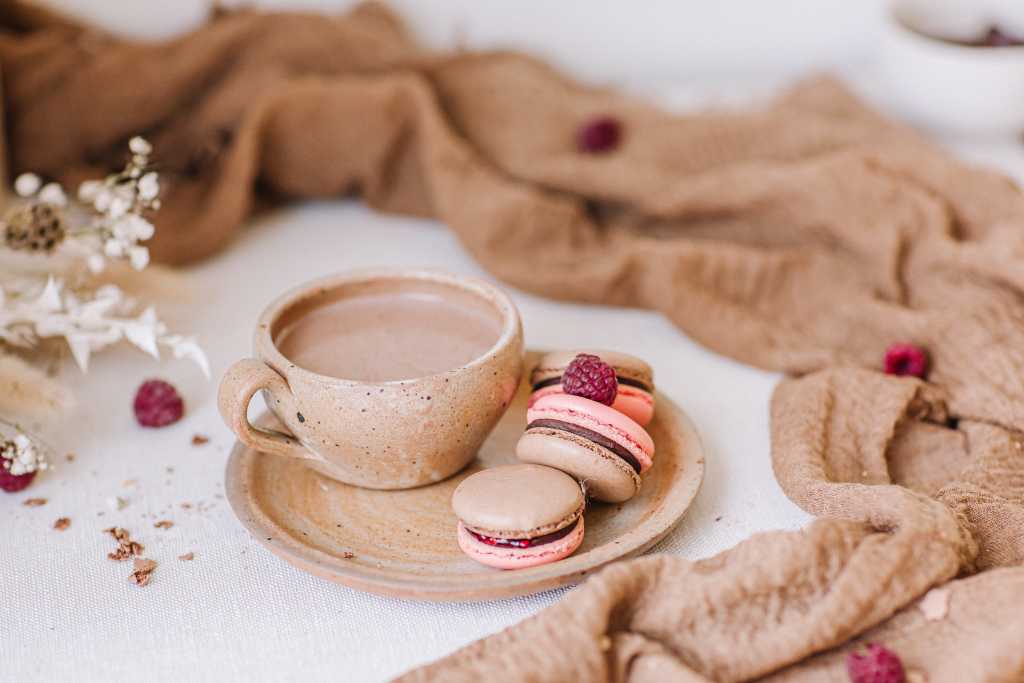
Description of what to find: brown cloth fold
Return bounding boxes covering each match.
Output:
[4,3,1024,680]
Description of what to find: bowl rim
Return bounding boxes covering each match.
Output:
[886,1,1024,58]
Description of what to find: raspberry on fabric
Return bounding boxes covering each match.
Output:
[884,343,928,379]
[134,379,185,428]
[562,354,618,405]
[846,643,905,683]
[577,116,621,153]
[0,465,35,493]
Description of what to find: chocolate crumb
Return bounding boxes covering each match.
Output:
[154,520,174,530]
[191,434,210,446]
[65,453,75,462]
[178,552,194,561]
[53,517,70,531]
[23,497,47,507]
[342,551,355,559]
[105,527,144,561]
[133,557,157,572]
[129,557,157,586]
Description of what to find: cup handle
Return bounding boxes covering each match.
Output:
[218,358,318,461]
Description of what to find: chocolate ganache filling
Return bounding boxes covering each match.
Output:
[532,374,651,392]
[527,419,642,474]
[468,516,580,549]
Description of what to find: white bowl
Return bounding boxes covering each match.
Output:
[882,0,1024,136]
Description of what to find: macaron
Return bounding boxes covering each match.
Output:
[517,393,654,503]
[529,350,655,426]
[452,464,585,570]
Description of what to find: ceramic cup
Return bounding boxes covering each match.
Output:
[218,269,523,489]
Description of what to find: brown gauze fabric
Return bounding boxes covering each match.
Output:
[3,3,1024,681]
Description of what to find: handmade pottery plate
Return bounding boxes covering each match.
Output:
[225,351,705,601]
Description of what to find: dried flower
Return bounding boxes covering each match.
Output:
[3,203,66,253]
[1,432,49,476]
[0,277,208,376]
[14,173,41,197]
[73,138,160,273]
[129,136,152,156]
[37,183,67,207]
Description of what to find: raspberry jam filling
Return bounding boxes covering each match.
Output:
[527,419,642,473]
[468,517,580,549]
[532,375,651,393]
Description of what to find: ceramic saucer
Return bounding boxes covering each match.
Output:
[225,351,705,601]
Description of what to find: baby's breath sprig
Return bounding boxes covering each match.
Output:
[74,136,161,273]
[0,429,49,477]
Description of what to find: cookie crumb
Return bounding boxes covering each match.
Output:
[65,453,75,462]
[53,517,70,531]
[153,520,173,530]
[129,557,157,586]
[178,552,194,561]
[121,479,137,488]
[105,527,144,561]
[342,551,355,559]
[23,497,47,507]
[180,502,192,509]
[191,434,209,446]
[919,587,950,621]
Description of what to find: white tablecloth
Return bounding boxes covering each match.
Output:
[6,73,1024,682]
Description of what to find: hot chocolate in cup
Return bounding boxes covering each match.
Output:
[218,269,524,489]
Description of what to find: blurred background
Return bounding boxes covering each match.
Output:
[38,0,1024,145]
[41,0,888,84]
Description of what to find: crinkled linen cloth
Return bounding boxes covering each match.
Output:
[2,2,1024,680]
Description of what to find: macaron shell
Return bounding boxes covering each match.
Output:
[457,518,585,570]
[527,394,654,472]
[516,429,641,503]
[452,464,584,538]
[527,384,563,408]
[528,383,654,426]
[613,386,655,427]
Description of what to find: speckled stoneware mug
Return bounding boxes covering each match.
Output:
[218,269,523,489]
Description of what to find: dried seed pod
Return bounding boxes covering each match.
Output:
[3,202,66,253]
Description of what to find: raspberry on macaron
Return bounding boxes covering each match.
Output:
[529,350,655,426]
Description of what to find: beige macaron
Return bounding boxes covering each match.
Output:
[452,464,587,569]
[452,463,584,539]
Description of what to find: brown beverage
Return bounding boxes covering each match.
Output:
[275,287,503,382]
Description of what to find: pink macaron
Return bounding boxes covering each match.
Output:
[452,464,585,570]
[517,393,654,503]
[528,350,655,426]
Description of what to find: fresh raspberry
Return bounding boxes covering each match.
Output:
[562,354,618,405]
[0,464,35,493]
[884,343,928,379]
[846,643,905,683]
[133,379,184,428]
[578,116,621,153]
